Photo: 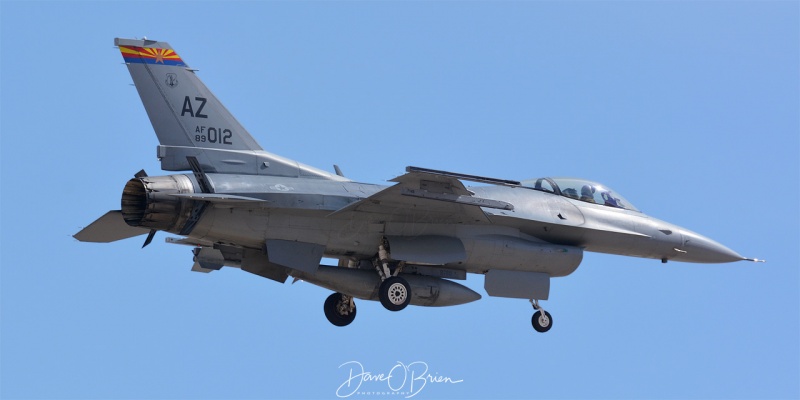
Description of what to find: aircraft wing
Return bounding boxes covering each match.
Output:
[331,167,515,224]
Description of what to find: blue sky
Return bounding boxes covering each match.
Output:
[1,1,798,399]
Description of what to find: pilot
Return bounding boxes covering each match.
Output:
[562,188,579,199]
[580,185,596,203]
[602,192,621,208]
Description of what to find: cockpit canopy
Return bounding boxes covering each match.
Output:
[521,177,640,212]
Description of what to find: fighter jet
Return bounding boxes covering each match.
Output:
[75,38,762,332]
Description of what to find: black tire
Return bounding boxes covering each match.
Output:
[378,276,411,311]
[531,310,553,333]
[324,293,356,327]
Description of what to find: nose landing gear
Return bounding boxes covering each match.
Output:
[530,299,553,333]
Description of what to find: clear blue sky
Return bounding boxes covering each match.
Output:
[2,1,798,399]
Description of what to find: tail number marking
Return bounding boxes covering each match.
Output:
[184,97,233,145]
[195,126,233,145]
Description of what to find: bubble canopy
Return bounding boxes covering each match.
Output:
[521,177,640,212]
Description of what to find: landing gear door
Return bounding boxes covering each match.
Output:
[484,270,550,300]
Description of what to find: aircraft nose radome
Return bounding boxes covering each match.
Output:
[677,230,745,263]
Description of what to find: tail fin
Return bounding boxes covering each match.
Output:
[115,38,262,152]
[114,38,343,180]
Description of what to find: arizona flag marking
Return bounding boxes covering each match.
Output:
[119,45,186,66]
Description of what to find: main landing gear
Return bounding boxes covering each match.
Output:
[379,276,411,311]
[323,240,413,327]
[324,292,356,327]
[375,241,411,312]
[530,299,553,333]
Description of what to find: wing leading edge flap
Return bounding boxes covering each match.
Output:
[330,168,512,223]
[404,166,521,186]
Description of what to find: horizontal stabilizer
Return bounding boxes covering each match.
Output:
[74,210,151,243]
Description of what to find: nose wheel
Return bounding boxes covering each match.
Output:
[530,299,553,333]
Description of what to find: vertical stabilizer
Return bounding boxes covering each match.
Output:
[114,38,344,180]
[115,38,262,151]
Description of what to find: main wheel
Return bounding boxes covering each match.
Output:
[324,293,356,327]
[531,310,553,333]
[378,276,411,311]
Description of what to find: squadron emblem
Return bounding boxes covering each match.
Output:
[165,73,178,88]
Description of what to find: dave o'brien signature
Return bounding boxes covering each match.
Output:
[336,360,463,398]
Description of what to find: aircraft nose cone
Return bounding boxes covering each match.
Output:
[676,230,745,263]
